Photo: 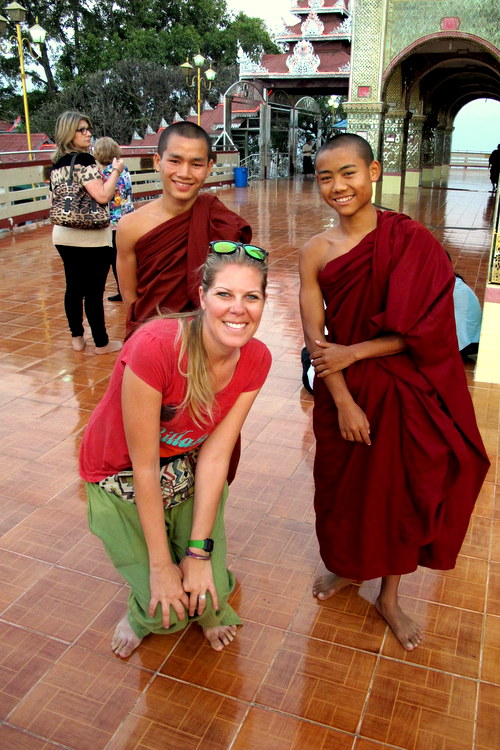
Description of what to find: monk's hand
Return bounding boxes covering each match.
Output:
[149,562,189,629]
[311,340,355,377]
[337,400,371,445]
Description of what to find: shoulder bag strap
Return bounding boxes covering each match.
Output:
[67,153,78,184]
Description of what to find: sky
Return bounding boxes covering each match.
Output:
[451,99,500,153]
[227,0,499,153]
[227,0,298,30]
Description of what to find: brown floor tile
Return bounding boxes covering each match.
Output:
[0,548,51,612]
[0,725,63,749]
[0,507,89,564]
[229,557,312,629]
[2,567,120,641]
[0,622,68,720]
[233,706,355,750]
[256,632,377,733]
[237,516,319,572]
[161,620,285,702]
[476,682,500,750]
[290,584,386,654]
[106,675,249,750]
[7,645,151,750]
[486,561,500,616]
[359,658,477,750]
[481,614,500,684]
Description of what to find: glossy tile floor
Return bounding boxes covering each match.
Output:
[0,169,498,750]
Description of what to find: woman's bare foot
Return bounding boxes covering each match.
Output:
[202,625,238,651]
[375,597,423,651]
[313,573,357,600]
[72,336,85,351]
[111,614,143,658]
[95,340,123,355]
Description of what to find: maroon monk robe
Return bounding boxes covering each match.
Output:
[313,210,489,581]
[125,193,251,340]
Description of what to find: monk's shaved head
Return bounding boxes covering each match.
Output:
[158,122,213,162]
[316,133,374,168]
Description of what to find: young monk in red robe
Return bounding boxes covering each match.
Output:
[117,122,251,341]
[299,134,489,651]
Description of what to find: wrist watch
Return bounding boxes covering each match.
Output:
[188,538,214,552]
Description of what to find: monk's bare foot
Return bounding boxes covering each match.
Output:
[111,614,143,658]
[375,597,423,651]
[202,625,238,652]
[313,573,357,600]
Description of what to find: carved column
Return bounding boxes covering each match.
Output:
[433,125,446,184]
[441,126,454,185]
[343,101,388,161]
[406,114,426,188]
[381,109,411,195]
[421,123,436,187]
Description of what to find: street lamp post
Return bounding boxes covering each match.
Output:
[328,95,339,135]
[0,2,47,160]
[180,54,216,126]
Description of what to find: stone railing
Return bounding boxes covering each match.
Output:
[0,149,240,230]
[450,151,490,169]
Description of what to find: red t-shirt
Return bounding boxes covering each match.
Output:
[79,318,271,482]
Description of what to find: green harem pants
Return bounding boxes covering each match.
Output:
[86,481,242,639]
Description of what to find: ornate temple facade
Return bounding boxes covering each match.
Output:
[240,0,500,195]
[239,0,351,96]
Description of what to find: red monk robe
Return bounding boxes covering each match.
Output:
[125,193,251,340]
[313,210,489,580]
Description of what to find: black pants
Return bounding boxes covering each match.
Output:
[56,244,111,347]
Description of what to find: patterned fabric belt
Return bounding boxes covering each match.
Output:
[98,449,199,510]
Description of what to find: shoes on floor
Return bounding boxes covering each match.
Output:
[71,336,86,351]
[95,340,123,355]
[108,294,122,302]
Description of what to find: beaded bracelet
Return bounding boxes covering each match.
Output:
[185,548,211,560]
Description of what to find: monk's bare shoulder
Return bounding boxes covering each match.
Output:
[300,228,339,271]
[118,198,165,243]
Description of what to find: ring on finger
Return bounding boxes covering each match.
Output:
[198,593,207,601]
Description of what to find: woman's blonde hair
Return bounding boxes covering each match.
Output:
[174,248,268,426]
[93,136,121,165]
[52,110,92,163]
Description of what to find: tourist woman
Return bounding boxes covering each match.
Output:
[51,111,124,353]
[79,243,271,657]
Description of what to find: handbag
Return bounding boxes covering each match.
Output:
[50,153,110,230]
[98,449,199,510]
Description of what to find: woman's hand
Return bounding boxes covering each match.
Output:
[179,556,219,617]
[311,340,355,377]
[149,562,189,628]
[337,399,371,445]
[111,157,125,174]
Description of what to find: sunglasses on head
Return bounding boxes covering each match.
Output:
[209,241,268,262]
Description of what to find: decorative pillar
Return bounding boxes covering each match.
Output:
[259,89,271,180]
[433,126,446,184]
[405,114,426,188]
[343,101,388,161]
[441,126,454,185]
[421,124,436,186]
[381,110,411,195]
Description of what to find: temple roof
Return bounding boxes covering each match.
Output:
[277,14,352,40]
[289,0,349,15]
